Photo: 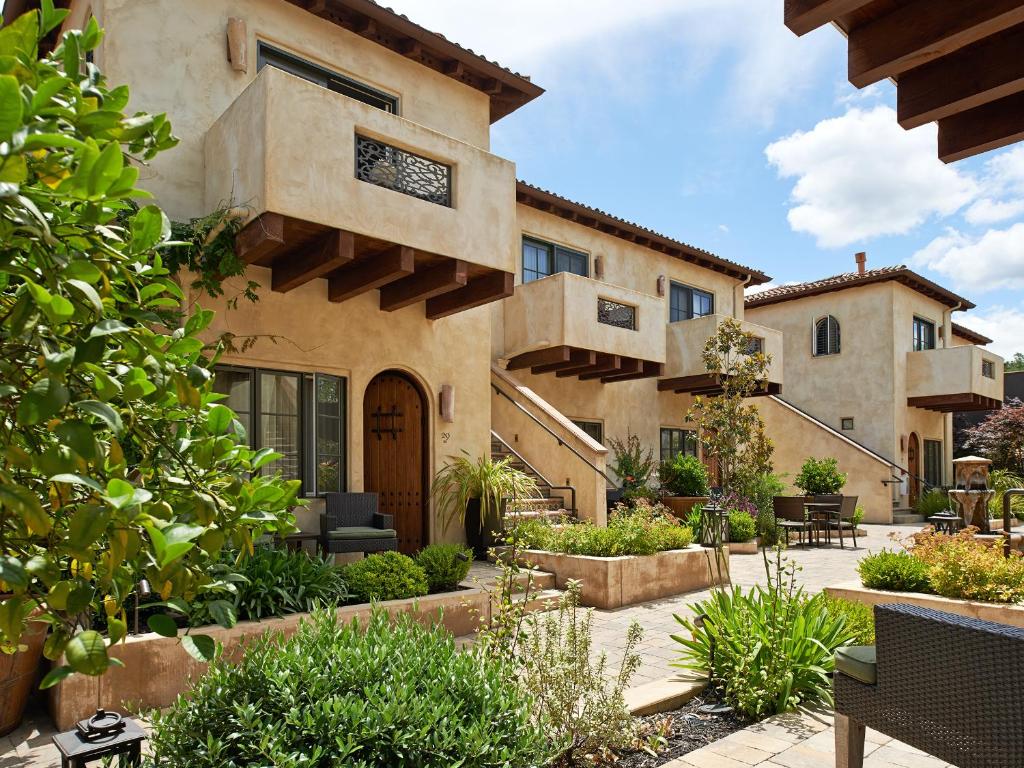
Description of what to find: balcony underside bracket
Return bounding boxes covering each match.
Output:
[658,373,781,397]
[908,393,1003,413]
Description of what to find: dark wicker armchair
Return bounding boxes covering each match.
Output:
[773,496,812,546]
[834,603,1024,768]
[321,492,398,554]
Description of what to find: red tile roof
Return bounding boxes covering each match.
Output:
[516,181,772,285]
[744,265,974,310]
[951,322,993,346]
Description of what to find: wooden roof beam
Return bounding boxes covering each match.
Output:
[506,345,571,371]
[235,213,285,265]
[557,353,620,378]
[426,270,514,320]
[580,357,638,381]
[327,245,414,302]
[531,348,596,375]
[897,23,1024,129]
[271,229,354,293]
[938,90,1024,163]
[601,360,664,383]
[849,0,1024,87]
[380,258,467,311]
[784,0,874,36]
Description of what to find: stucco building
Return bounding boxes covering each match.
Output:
[11,0,1004,539]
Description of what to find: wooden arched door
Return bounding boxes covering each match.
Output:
[907,433,920,508]
[363,372,427,553]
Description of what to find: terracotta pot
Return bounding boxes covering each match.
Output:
[0,617,46,736]
[663,496,709,519]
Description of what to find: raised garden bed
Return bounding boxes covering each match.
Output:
[519,546,728,609]
[50,587,488,730]
[662,496,708,519]
[727,539,758,555]
[824,582,1024,628]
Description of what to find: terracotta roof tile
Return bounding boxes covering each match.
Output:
[744,265,974,310]
[951,322,993,345]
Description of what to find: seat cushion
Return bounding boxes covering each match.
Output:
[327,526,397,540]
[836,645,876,685]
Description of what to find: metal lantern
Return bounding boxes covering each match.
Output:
[700,502,728,548]
[52,709,146,767]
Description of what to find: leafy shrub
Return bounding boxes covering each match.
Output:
[557,524,621,557]
[190,547,347,626]
[416,543,472,593]
[506,518,556,551]
[654,523,695,551]
[344,551,429,603]
[607,432,656,491]
[852,505,865,528]
[794,457,847,495]
[915,488,952,517]
[727,510,757,543]
[658,453,710,497]
[857,550,931,593]
[621,485,660,507]
[520,582,642,765]
[147,610,550,767]
[912,529,1024,604]
[672,550,856,720]
[989,468,1024,517]
[823,596,874,645]
[735,472,786,545]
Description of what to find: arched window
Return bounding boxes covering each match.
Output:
[814,315,840,356]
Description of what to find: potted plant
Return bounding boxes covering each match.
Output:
[431,453,540,558]
[658,453,711,518]
[794,456,847,500]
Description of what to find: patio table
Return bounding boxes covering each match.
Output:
[804,502,841,546]
[927,513,964,535]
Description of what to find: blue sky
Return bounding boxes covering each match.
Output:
[387,0,1024,357]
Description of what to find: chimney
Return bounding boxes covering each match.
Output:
[855,251,866,275]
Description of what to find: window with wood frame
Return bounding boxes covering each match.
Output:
[660,428,697,462]
[669,282,714,322]
[912,317,936,351]
[813,315,841,356]
[923,439,943,488]
[212,365,346,496]
[521,236,588,283]
[572,420,604,445]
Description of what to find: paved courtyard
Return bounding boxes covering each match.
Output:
[2,524,927,767]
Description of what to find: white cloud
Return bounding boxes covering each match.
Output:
[956,307,1024,359]
[764,106,977,247]
[911,223,1024,292]
[964,198,1024,226]
[383,0,834,126]
[718,224,730,233]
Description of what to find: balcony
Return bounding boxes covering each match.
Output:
[502,272,665,383]
[658,314,783,396]
[907,346,1004,412]
[204,66,516,318]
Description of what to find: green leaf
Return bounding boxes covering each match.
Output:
[0,11,39,60]
[55,420,96,460]
[74,400,124,435]
[0,75,23,139]
[62,31,79,78]
[103,478,135,509]
[64,630,109,675]
[88,318,130,337]
[0,556,28,590]
[0,155,27,184]
[206,404,233,435]
[64,260,102,283]
[206,599,237,629]
[181,633,217,663]
[66,279,104,314]
[88,140,124,197]
[107,617,127,645]
[67,507,110,551]
[39,665,74,690]
[22,132,84,151]
[40,0,71,36]
[147,614,178,638]
[17,377,69,425]
[0,483,51,535]
[131,205,170,251]
[49,473,103,492]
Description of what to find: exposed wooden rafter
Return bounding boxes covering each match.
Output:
[379,259,467,311]
[938,90,1024,163]
[235,213,285,265]
[783,0,873,36]
[580,357,639,381]
[601,360,665,383]
[327,245,415,303]
[425,270,514,320]
[271,229,354,293]
[909,393,1003,413]
[531,349,596,375]
[507,346,572,371]
[556,352,620,378]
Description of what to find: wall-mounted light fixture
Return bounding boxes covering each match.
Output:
[594,255,604,280]
[227,18,247,73]
[656,275,666,297]
[440,384,455,422]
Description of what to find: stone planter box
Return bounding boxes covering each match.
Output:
[49,587,488,730]
[727,538,759,554]
[824,582,1024,629]
[519,546,728,609]
[663,496,708,519]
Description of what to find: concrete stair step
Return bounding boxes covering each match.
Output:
[509,587,564,614]
[469,567,557,593]
[893,512,925,524]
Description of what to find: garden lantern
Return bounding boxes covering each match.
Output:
[52,709,146,767]
[699,502,728,548]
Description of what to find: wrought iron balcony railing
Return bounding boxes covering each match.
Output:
[355,135,452,207]
[597,298,636,330]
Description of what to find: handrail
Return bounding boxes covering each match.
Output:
[490,430,554,487]
[491,382,616,487]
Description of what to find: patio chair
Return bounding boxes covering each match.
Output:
[834,603,1024,768]
[773,496,812,546]
[827,495,859,548]
[321,492,398,554]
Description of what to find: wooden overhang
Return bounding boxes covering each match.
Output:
[657,373,781,398]
[516,182,771,286]
[908,392,1002,413]
[784,0,1024,162]
[505,345,665,385]
[286,0,543,122]
[235,212,514,319]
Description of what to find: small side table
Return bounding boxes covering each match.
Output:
[283,531,322,555]
[53,711,146,767]
[928,514,964,535]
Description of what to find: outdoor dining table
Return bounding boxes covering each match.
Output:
[803,502,841,546]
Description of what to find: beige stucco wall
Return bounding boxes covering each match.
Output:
[189,269,493,544]
[205,66,518,273]
[95,0,493,223]
[665,314,783,386]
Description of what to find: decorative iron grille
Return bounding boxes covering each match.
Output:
[355,135,452,207]
[597,298,636,330]
[982,359,996,379]
[745,336,764,355]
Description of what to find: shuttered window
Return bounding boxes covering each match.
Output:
[813,315,840,356]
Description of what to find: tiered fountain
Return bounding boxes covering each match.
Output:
[947,456,995,533]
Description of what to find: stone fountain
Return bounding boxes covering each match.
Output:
[947,456,995,533]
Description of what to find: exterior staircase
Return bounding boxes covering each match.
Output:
[892,499,924,525]
[490,431,575,525]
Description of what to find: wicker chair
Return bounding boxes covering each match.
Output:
[773,496,812,546]
[321,492,398,554]
[826,494,859,548]
[834,603,1024,768]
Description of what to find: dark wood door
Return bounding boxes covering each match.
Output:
[907,433,920,508]
[363,372,426,553]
